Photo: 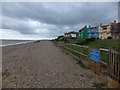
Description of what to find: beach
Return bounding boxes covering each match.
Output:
[2,41,101,88]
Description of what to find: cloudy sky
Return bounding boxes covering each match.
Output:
[0,1,119,40]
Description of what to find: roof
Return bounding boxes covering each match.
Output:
[100,25,109,28]
[79,26,87,32]
[111,22,120,26]
[66,31,78,35]
[89,26,98,29]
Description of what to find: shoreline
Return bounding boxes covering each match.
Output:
[0,40,52,47]
[0,41,35,47]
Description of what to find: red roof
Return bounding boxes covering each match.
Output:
[66,31,78,35]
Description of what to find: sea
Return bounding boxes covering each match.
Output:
[0,39,35,47]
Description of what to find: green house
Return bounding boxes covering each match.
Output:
[78,25,88,39]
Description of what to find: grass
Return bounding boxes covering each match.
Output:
[68,39,119,49]
[79,39,119,49]
[68,39,119,63]
[68,39,79,44]
[100,50,109,62]
[58,39,119,63]
[92,82,105,88]
[76,60,86,68]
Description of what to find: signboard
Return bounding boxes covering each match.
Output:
[90,49,100,62]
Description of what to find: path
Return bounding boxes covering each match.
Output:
[2,41,101,88]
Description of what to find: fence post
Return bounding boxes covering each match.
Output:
[88,47,90,69]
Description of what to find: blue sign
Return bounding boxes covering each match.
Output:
[90,50,100,62]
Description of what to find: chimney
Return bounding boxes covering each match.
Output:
[114,20,116,23]
[100,23,102,26]
[89,25,91,28]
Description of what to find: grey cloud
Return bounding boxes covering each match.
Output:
[2,16,36,34]
[2,2,118,25]
[1,2,118,39]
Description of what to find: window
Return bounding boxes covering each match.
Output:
[107,32,110,34]
[103,27,107,30]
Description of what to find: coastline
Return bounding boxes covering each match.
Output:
[0,41,35,47]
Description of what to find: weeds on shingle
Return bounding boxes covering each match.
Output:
[76,60,86,68]
[92,82,105,88]
[80,74,84,77]
[2,69,11,78]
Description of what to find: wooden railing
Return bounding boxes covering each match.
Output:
[57,42,120,88]
[108,48,120,88]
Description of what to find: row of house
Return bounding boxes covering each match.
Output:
[64,21,120,39]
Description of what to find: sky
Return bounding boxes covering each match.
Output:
[0,1,119,40]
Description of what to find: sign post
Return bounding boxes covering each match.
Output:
[90,49,100,62]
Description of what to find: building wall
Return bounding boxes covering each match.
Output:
[78,31,82,39]
[64,32,78,39]
[112,32,120,39]
[98,25,111,39]
[78,26,88,39]
[88,27,99,38]
[111,23,120,39]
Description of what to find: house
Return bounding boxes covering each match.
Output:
[64,31,78,39]
[110,21,120,39]
[88,26,99,38]
[98,24,111,39]
[78,25,88,39]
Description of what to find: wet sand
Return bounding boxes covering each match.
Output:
[2,41,101,88]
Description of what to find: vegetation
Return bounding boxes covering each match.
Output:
[84,39,119,49]
[56,36,119,63]
[55,35,64,41]
[76,60,86,68]
[68,38,119,49]
[92,82,105,88]
[2,69,11,78]
[76,38,95,45]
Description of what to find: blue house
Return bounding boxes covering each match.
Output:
[87,26,99,38]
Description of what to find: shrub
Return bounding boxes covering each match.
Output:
[92,82,105,88]
[76,60,86,67]
[63,37,69,43]
[56,35,65,41]
[86,37,95,42]
[76,38,95,45]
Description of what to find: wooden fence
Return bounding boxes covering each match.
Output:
[59,42,89,67]
[99,48,109,84]
[107,48,120,88]
[58,42,120,88]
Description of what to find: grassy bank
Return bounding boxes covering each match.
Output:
[56,38,119,63]
[68,39,119,49]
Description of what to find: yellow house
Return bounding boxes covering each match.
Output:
[99,24,111,39]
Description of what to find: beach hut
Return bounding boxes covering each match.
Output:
[88,26,99,38]
[98,24,111,39]
[78,25,88,39]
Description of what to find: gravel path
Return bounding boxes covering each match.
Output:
[2,41,101,88]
